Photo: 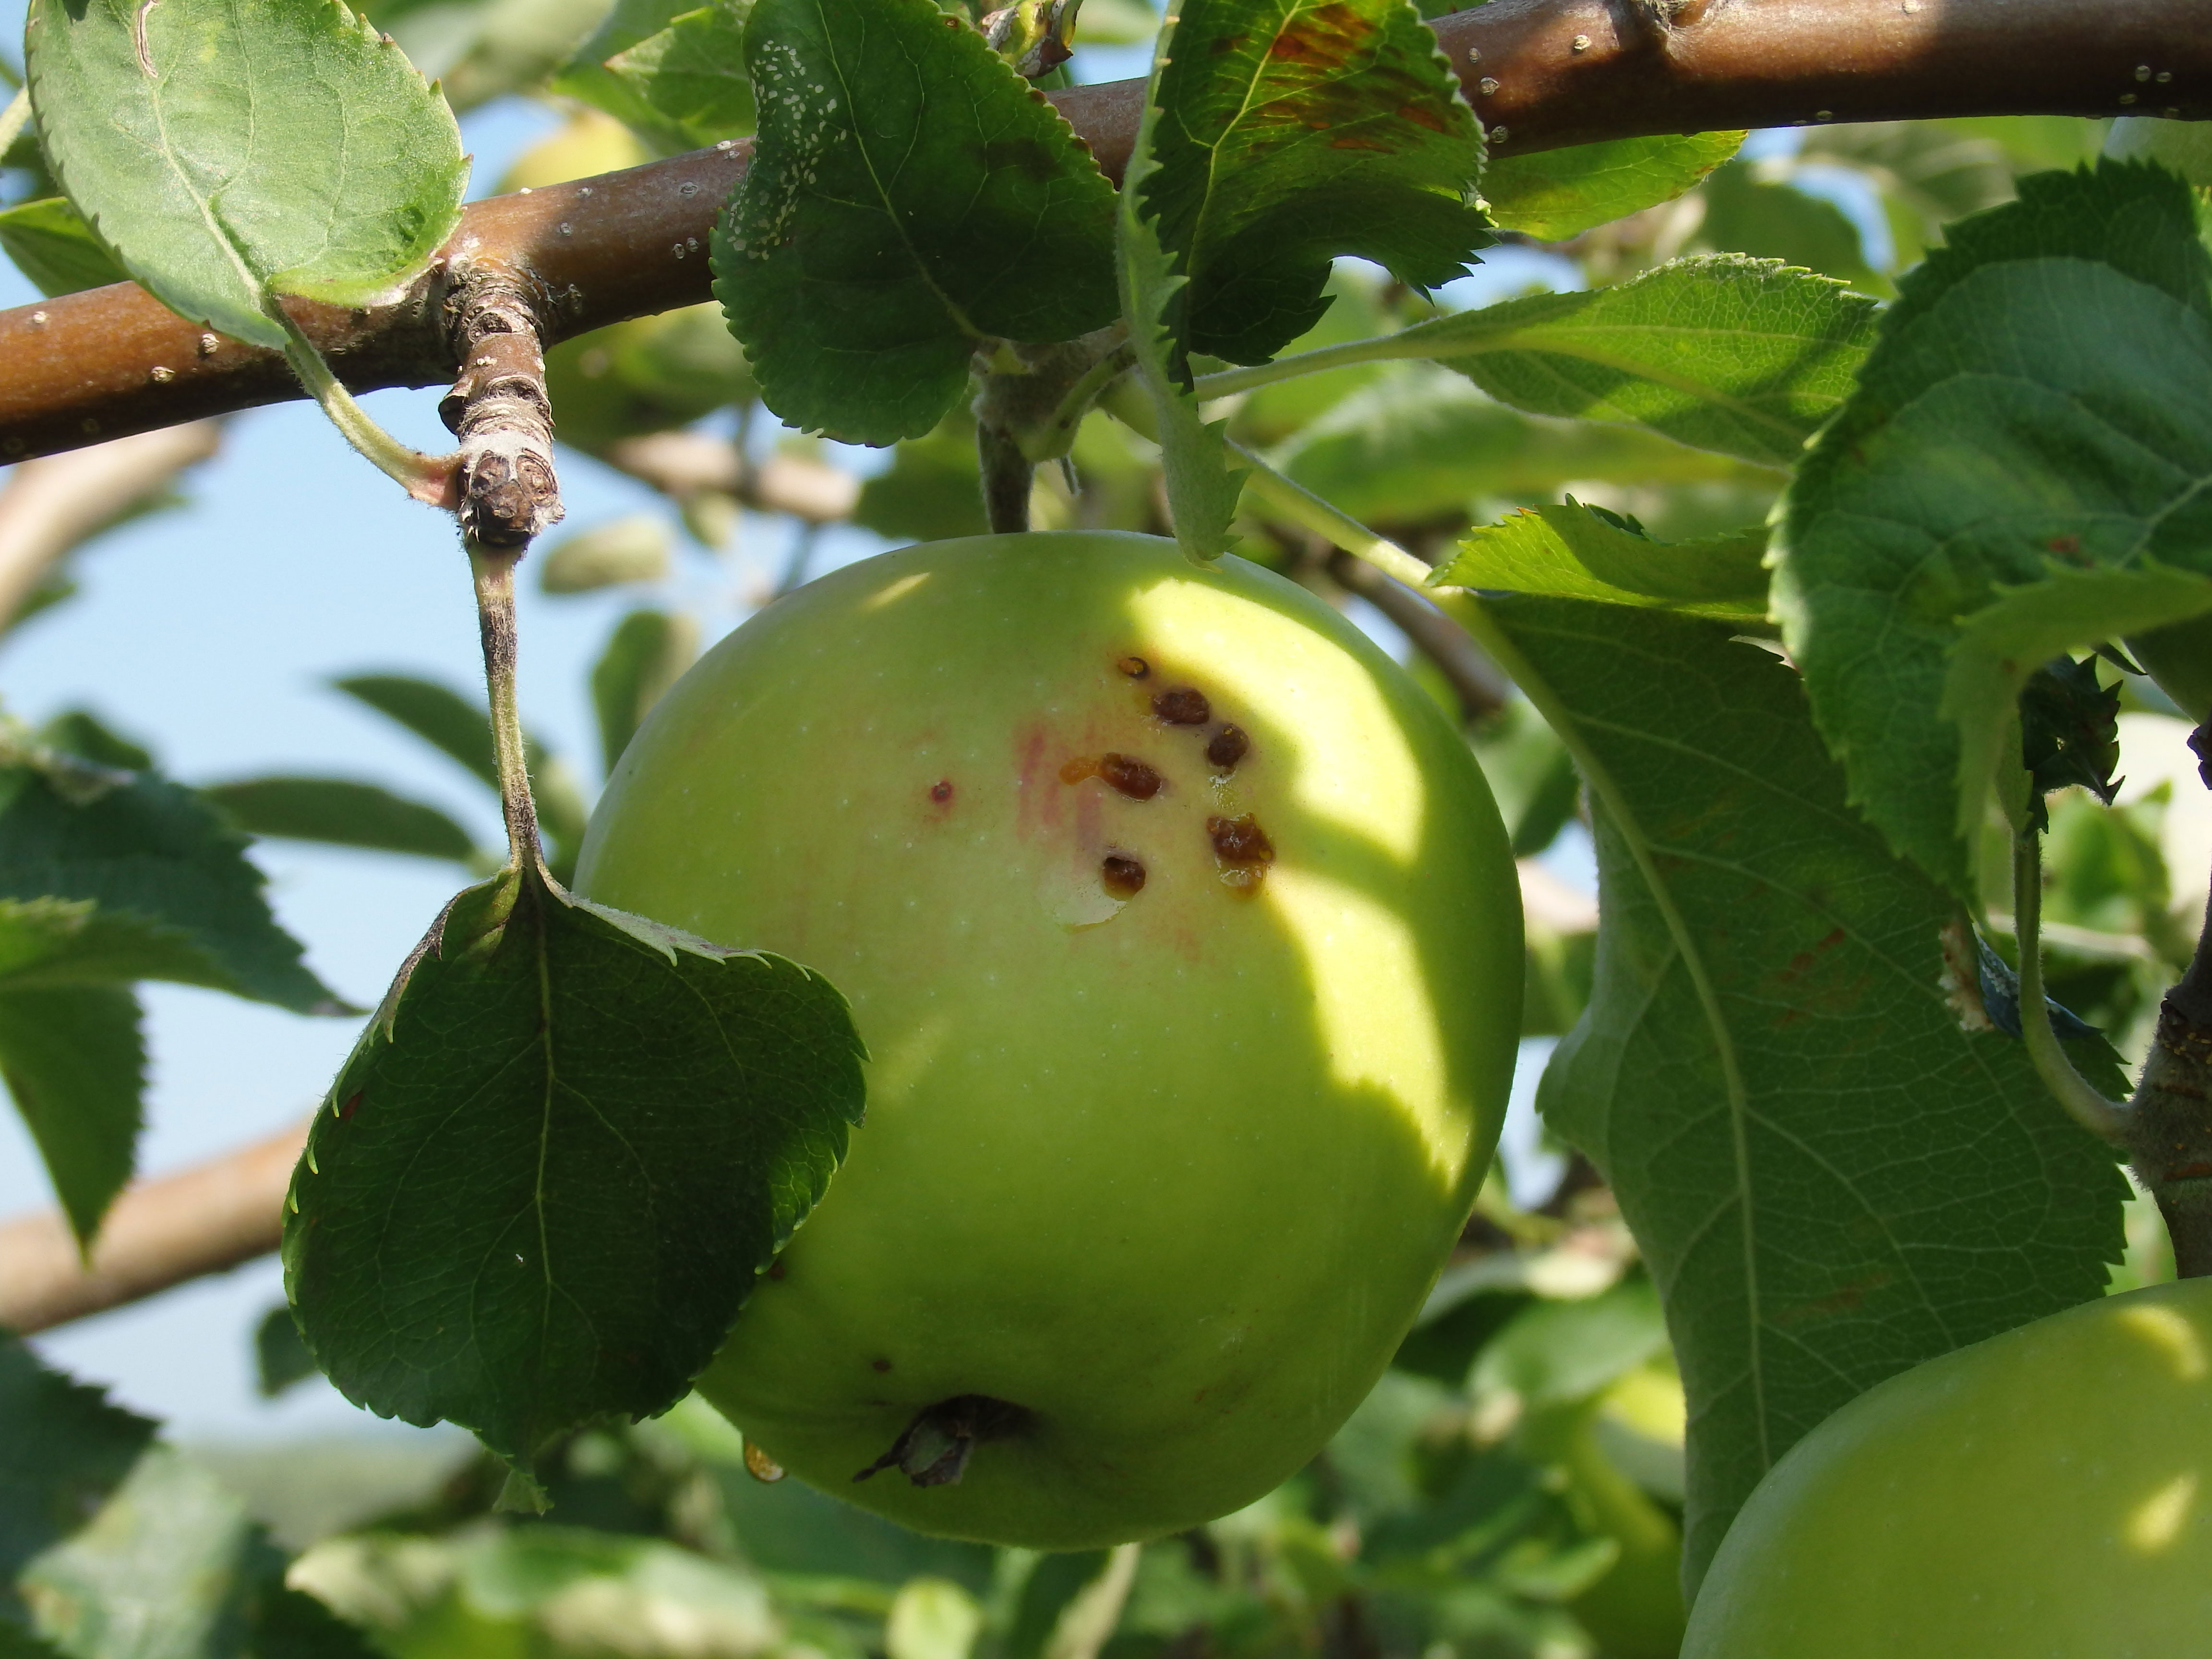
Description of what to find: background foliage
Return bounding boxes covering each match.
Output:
[0,1,2200,1656]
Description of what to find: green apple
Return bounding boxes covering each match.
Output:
[1684,1277,2212,1657]
[572,531,1522,1548]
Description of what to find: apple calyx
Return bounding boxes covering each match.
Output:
[854,1394,1034,1488]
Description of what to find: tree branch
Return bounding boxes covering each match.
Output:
[0,1122,304,1334]
[0,421,221,628]
[1,0,2203,463]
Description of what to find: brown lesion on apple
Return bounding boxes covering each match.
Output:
[927,779,955,805]
[1117,654,1151,679]
[1102,853,1147,897]
[854,1394,1035,1488]
[1208,813,1275,892]
[1059,753,1164,801]
[1153,686,1211,725]
[1205,723,1249,773]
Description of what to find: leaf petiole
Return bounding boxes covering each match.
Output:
[0,86,28,154]
[1195,332,1428,403]
[276,317,453,507]
[1226,441,1433,590]
[468,543,542,870]
[2011,830,2131,1143]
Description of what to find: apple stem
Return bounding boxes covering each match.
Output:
[469,543,543,870]
[977,416,1035,534]
[2120,725,2212,1278]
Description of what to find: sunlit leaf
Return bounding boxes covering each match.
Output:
[1399,256,1879,467]
[1139,0,1487,363]
[1439,500,1770,623]
[1483,132,1743,243]
[0,198,125,297]
[27,0,466,349]
[1774,160,2212,897]
[713,0,1117,444]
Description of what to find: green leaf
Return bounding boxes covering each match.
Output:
[606,1,756,149]
[1139,0,1487,364]
[252,1306,319,1399]
[712,0,1118,445]
[1943,565,2212,841]
[2,1336,375,1659]
[538,515,675,594]
[853,414,992,544]
[284,860,866,1477]
[0,198,125,297]
[1397,256,1881,467]
[1274,365,1762,528]
[26,0,466,351]
[333,674,498,789]
[1773,160,2212,898]
[1482,132,1743,244]
[1471,597,2127,1595]
[591,610,700,777]
[1470,1277,1667,1414]
[21,1442,375,1659]
[38,714,152,776]
[201,777,484,866]
[0,986,144,1249]
[551,0,709,135]
[1115,6,1244,561]
[1438,501,1770,622]
[0,1333,158,1632]
[1695,160,1880,289]
[0,767,341,1014]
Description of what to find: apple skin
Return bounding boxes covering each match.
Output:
[1684,1277,2212,1657]
[572,531,1522,1548]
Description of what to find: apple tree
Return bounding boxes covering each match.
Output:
[0,0,2209,1654]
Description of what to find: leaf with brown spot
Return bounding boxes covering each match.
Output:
[1139,0,1489,365]
[1475,594,2129,1598]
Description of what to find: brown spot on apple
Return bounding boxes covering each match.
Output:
[1206,724,1249,771]
[1209,814,1275,892]
[1098,754,1164,800]
[1154,686,1211,725]
[1102,854,1146,897]
[929,780,954,804]
[1118,655,1151,678]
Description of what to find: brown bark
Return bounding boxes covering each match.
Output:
[1,0,2204,465]
[0,1122,305,1334]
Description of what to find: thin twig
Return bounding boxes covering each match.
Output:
[0,1122,305,1334]
[599,432,860,523]
[1323,547,1511,721]
[0,421,221,629]
[4,0,2206,462]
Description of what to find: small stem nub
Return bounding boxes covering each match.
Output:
[442,265,564,548]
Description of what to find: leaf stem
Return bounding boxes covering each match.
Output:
[469,543,542,870]
[278,322,453,506]
[0,86,29,153]
[1038,338,1135,453]
[2011,830,2132,1142]
[1195,332,1430,402]
[1226,442,1433,589]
